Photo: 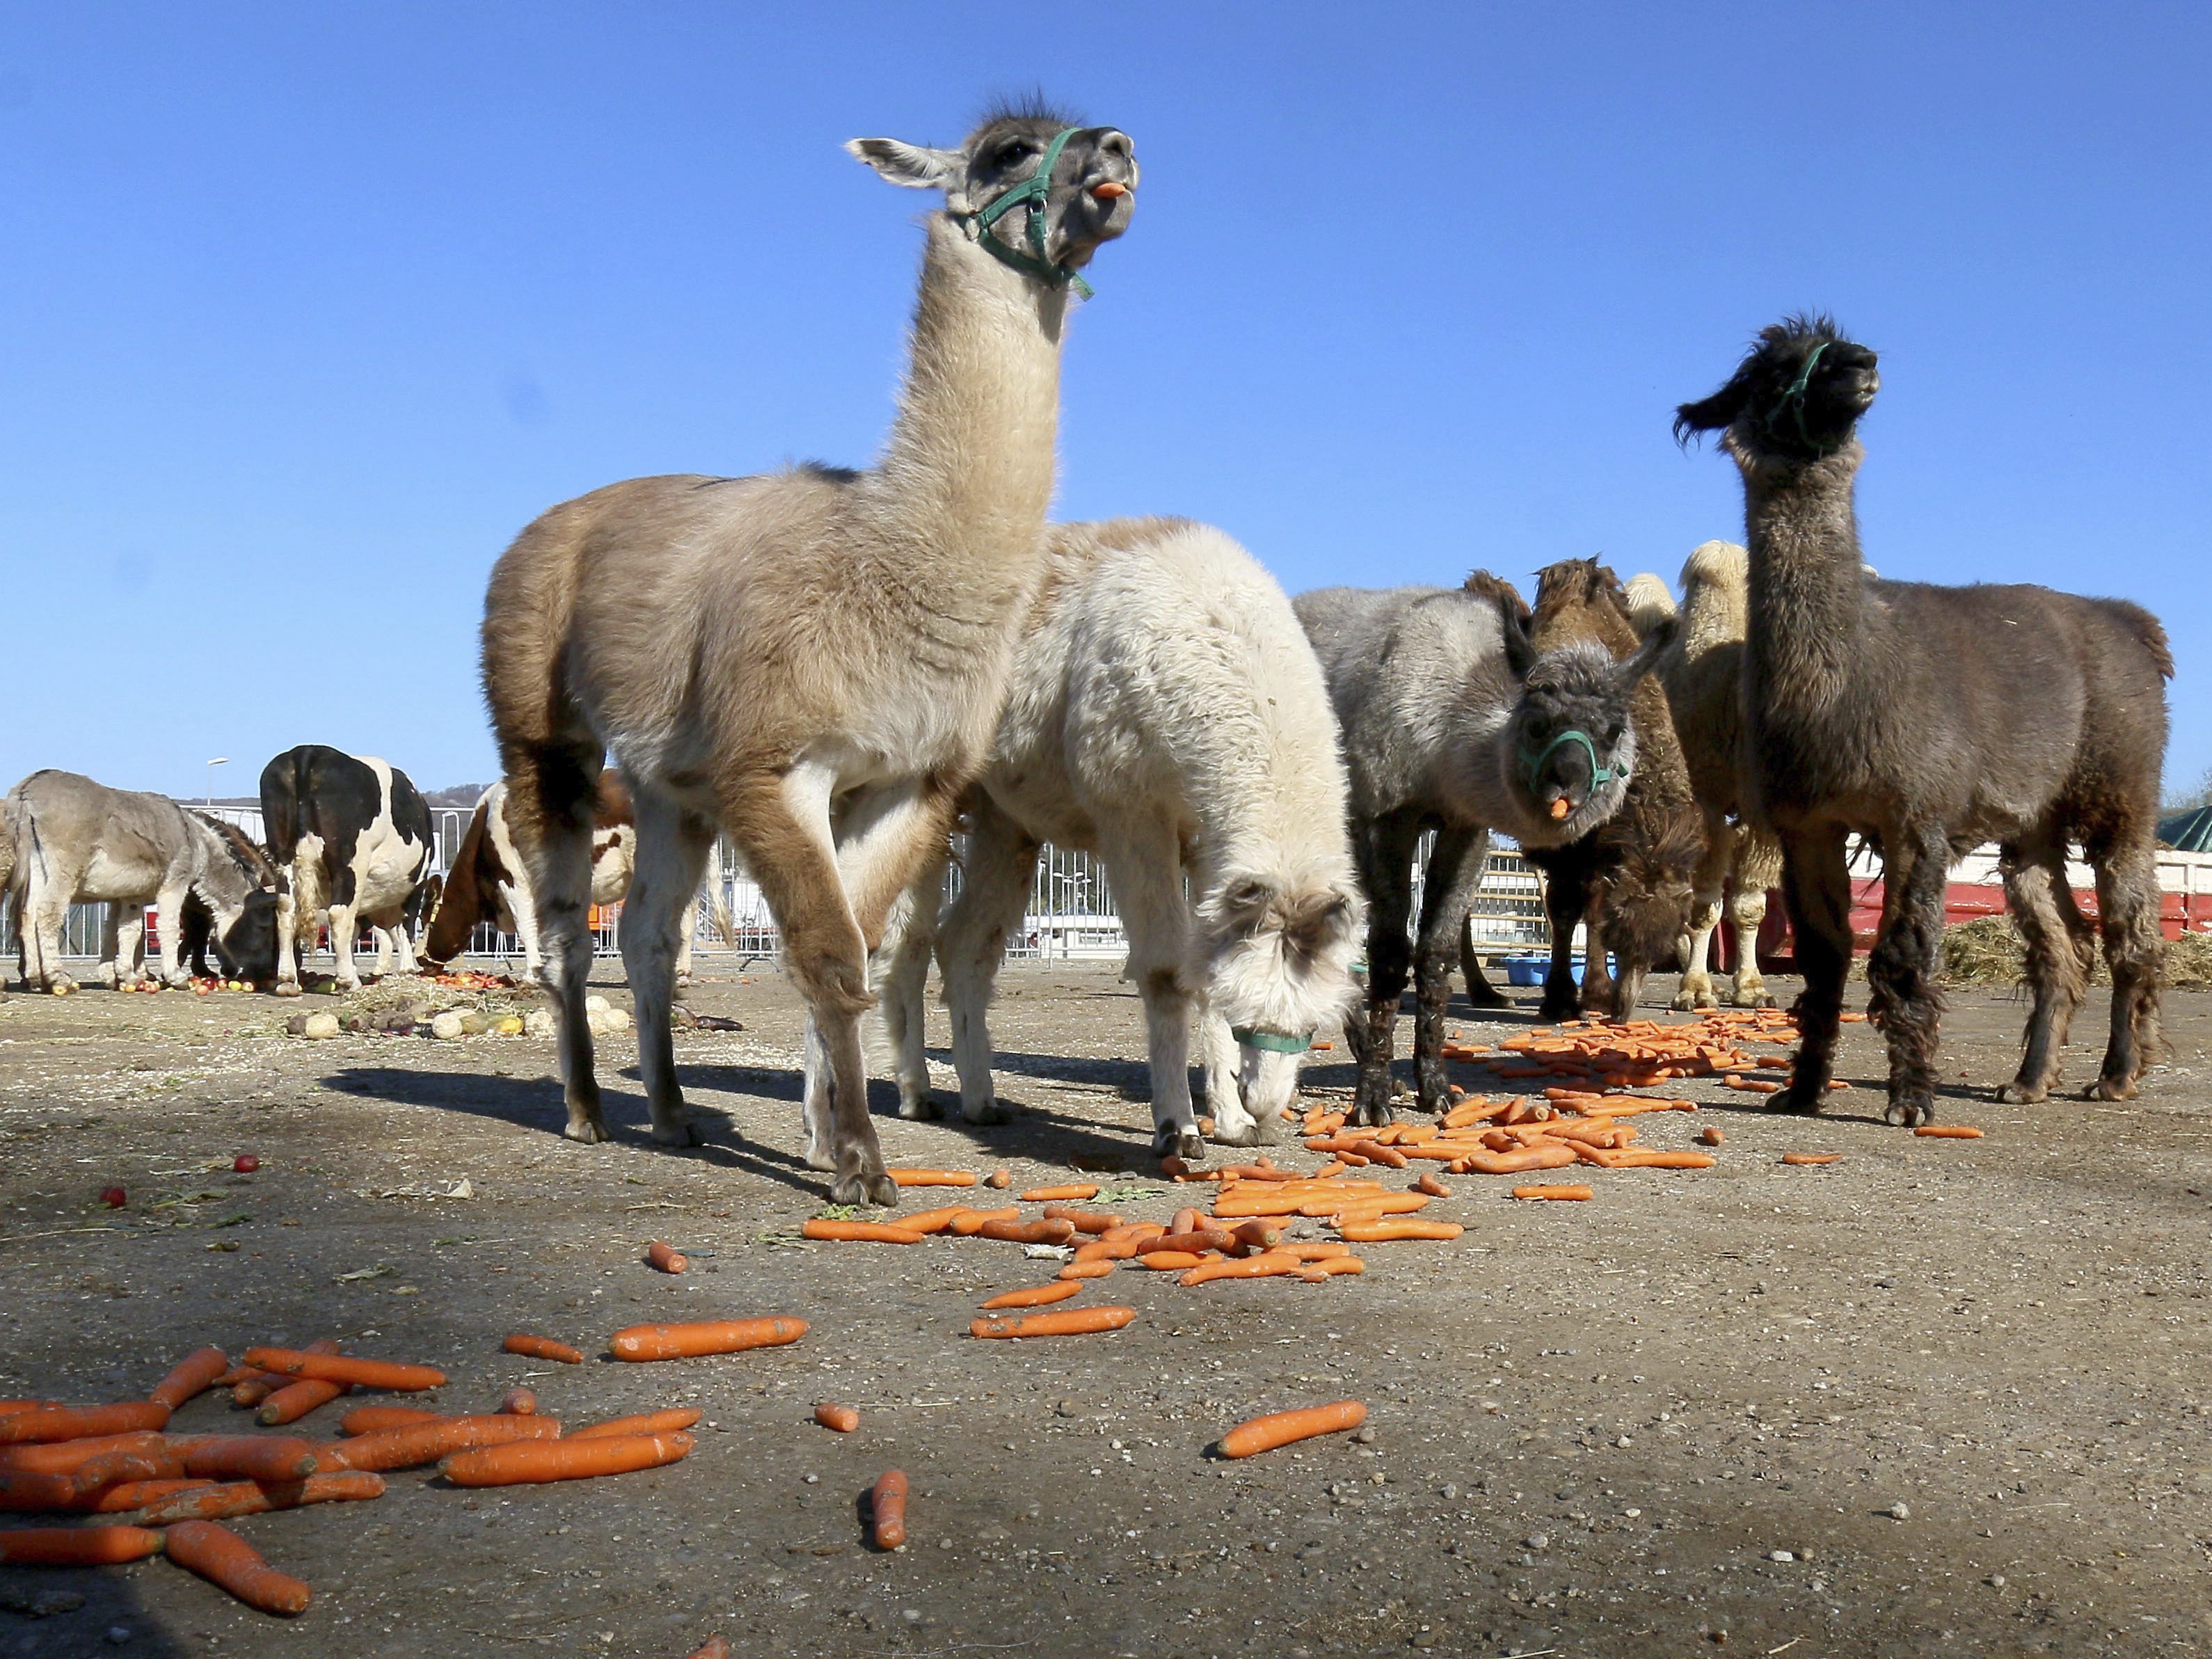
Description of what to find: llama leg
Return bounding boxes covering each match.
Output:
[1865,825,1948,1127]
[878,850,947,1120]
[1349,813,1419,1128]
[1727,827,1783,1007]
[2089,836,2163,1100]
[1104,822,1209,1154]
[619,789,714,1147]
[934,800,1036,1128]
[507,747,607,1143]
[1580,912,1619,1017]
[2000,839,2083,1103]
[1413,827,1486,1114]
[1775,825,1852,1115]
[1536,857,1589,1022]
[1458,912,1511,1009]
[1673,818,1730,1010]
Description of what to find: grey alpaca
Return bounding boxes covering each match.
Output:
[1296,578,1673,1123]
[1676,315,2172,1122]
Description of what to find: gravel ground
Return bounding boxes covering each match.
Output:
[1,958,2208,1658]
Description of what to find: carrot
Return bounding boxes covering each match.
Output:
[1057,1260,1117,1280]
[71,1446,185,1494]
[1150,1228,1236,1255]
[1168,1206,1202,1237]
[0,1431,166,1477]
[947,1207,1021,1235]
[1019,1184,1097,1202]
[1158,1154,1191,1177]
[973,1218,1077,1245]
[1299,1257,1366,1280]
[0,1525,164,1566]
[893,1204,980,1235]
[870,1469,909,1549]
[886,1168,976,1187]
[687,1640,731,1659]
[1230,1219,1284,1250]
[0,1402,58,1419]
[0,1403,170,1445]
[981,1282,1083,1310]
[148,1349,232,1412]
[1727,1077,1783,1093]
[1781,1152,1843,1166]
[1914,1125,1984,1138]
[1179,1254,1303,1286]
[1217,1399,1367,1459]
[802,1219,925,1244]
[135,1471,385,1525]
[498,1388,538,1417]
[571,1408,702,1440]
[328,1415,560,1471]
[0,1471,94,1512]
[1347,1140,1409,1168]
[984,1168,1013,1189]
[440,1430,693,1486]
[1040,1206,1121,1235]
[1697,1127,1725,1146]
[1413,1173,1452,1198]
[257,1378,348,1427]
[162,1519,311,1615]
[340,1405,446,1436]
[646,1240,689,1273]
[1336,1219,1464,1242]
[1511,1184,1594,1201]
[610,1318,806,1361]
[813,1403,859,1433]
[1573,1148,1717,1170]
[178,1436,321,1484]
[1138,1251,1209,1271]
[1069,1238,1131,1263]
[241,1349,445,1393]
[1298,1193,1430,1219]
[969,1306,1138,1340]
[502,1333,584,1365]
[90,1478,216,1514]
[1278,1242,1353,1262]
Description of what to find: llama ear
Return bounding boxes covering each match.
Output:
[846,138,963,190]
[1497,593,1539,678]
[1284,885,1360,955]
[1673,372,1753,447]
[1617,613,1678,685]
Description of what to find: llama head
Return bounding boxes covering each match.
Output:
[848,101,1138,285]
[1590,811,1705,994]
[1495,596,1678,838]
[1674,315,1881,466]
[1193,868,1364,1135]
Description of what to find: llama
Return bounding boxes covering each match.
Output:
[868,518,1364,1161]
[1296,576,1674,1123]
[1625,544,1785,1010]
[1514,559,1705,1022]
[479,106,1136,1204]
[1676,315,2172,1120]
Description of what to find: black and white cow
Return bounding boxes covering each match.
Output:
[260,745,438,994]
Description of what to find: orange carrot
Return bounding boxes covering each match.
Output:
[328,1415,559,1471]
[571,1408,702,1440]
[1697,1127,1725,1146]
[1150,1228,1236,1255]
[257,1378,348,1427]
[498,1388,539,1417]
[969,1306,1138,1340]
[89,1478,217,1514]
[69,1444,184,1495]
[1057,1260,1117,1280]
[340,1405,446,1436]
[973,1217,1077,1246]
[813,1403,859,1433]
[984,1168,1013,1189]
[1138,1251,1209,1271]
[1413,1173,1452,1198]
[1298,1193,1431,1219]
[0,1431,167,1477]
[1451,1145,1580,1176]
[1278,1242,1353,1261]
[610,1319,806,1361]
[948,1207,1021,1235]
[1781,1152,1843,1166]
[241,1349,445,1393]
[502,1333,584,1365]
[1299,1257,1366,1280]
[0,1403,170,1445]
[0,1471,93,1511]
[870,1469,909,1549]
[0,1402,58,1419]
[163,1519,311,1614]
[886,1168,976,1187]
[440,1430,692,1486]
[1914,1125,1984,1138]
[1217,1399,1367,1459]
[1040,1205,1121,1234]
[1336,1219,1464,1242]
[1179,1254,1303,1286]
[1019,1184,1097,1202]
[646,1240,689,1273]
[1726,1077,1783,1093]
[1168,1206,1203,1237]
[135,1471,385,1524]
[981,1282,1083,1310]
[894,1204,980,1235]
[686,1639,731,1659]
[1230,1219,1285,1250]
[178,1436,321,1484]
[1511,1184,1594,1201]
[1573,1148,1717,1170]
[0,1524,164,1566]
[801,1219,925,1244]
[148,1349,231,1412]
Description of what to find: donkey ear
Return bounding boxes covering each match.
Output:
[1616,612,1678,685]
[1673,370,1754,447]
[846,138,963,190]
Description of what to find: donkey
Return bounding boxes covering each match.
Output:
[2,770,282,991]
[1676,315,2172,1121]
[479,106,1136,1205]
[870,518,1363,1161]
[1296,576,1674,1123]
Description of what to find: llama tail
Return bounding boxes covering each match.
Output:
[2109,600,2176,681]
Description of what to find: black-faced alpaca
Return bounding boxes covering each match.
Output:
[1676,315,2172,1122]
[1513,561,1704,1020]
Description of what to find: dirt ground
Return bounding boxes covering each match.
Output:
[1,956,2208,1659]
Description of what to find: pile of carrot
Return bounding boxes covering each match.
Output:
[1440,1008,1804,1090]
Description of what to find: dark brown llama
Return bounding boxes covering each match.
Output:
[1676,315,2172,1122]
[1511,561,1704,1020]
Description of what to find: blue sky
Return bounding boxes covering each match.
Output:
[4,3,2206,802]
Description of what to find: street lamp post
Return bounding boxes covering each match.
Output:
[205,758,229,809]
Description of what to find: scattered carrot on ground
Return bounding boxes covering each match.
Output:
[441,1431,693,1486]
[0,1525,166,1566]
[609,1319,806,1361]
[255,1376,348,1427]
[179,1437,321,1484]
[802,1219,926,1245]
[983,1168,1012,1189]
[148,1349,232,1412]
[1782,1152,1844,1166]
[645,1240,689,1273]
[973,1217,1077,1245]
[982,1280,1085,1310]
[0,1403,170,1445]
[134,1472,385,1525]
[1511,1184,1595,1201]
[241,1349,445,1393]
[498,1388,538,1416]
[813,1403,860,1433]
[1020,1184,1098,1202]
[1336,1219,1465,1242]
[571,1409,702,1440]
[686,1640,731,1659]
[502,1333,584,1365]
[1915,1125,1984,1138]
[886,1168,976,1188]
[970,1306,1138,1340]
[1217,1400,1367,1459]
[328,1416,560,1472]
[163,1519,312,1615]
[1697,1127,1725,1146]
[869,1470,909,1549]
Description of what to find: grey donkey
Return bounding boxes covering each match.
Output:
[1676,315,2172,1123]
[1296,577,1676,1124]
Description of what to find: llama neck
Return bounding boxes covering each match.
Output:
[868,215,1067,580]
[1740,443,1868,702]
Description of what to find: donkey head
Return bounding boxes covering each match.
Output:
[848,102,1138,288]
[1495,592,1677,839]
[188,811,283,983]
[1674,315,1881,466]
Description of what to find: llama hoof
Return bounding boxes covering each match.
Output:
[1537,994,1580,1022]
[1672,987,1716,1013]
[2086,1076,2138,1102]
[1208,1113,1264,1148]
[1773,1081,1828,1117]
[650,1118,702,1148]
[1463,981,1511,1010]
[564,1117,612,1145]
[1884,1095,1936,1129]
[1730,984,1776,1010]
[1348,1099,1397,1129]
[832,1171,900,1208]
[1998,1081,2047,1105]
[961,1100,1015,1126]
[897,1095,944,1121]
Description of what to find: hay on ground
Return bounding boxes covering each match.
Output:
[1939,916,2212,990]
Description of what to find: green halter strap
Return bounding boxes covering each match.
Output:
[1520,728,1616,793]
[1232,1026,1314,1054]
[965,127,1095,300]
[1768,340,1834,453]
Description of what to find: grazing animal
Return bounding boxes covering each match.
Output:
[477,106,1138,1202]
[1513,558,1705,1021]
[260,745,438,993]
[873,518,1364,1161]
[177,817,287,981]
[1676,315,2172,1120]
[1625,545,1784,1010]
[420,777,729,985]
[1,770,281,990]
[1296,575,1675,1122]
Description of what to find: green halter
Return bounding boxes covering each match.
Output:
[1520,728,1616,795]
[1767,339,1833,453]
[964,126,1095,300]
[1232,1026,1313,1054]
